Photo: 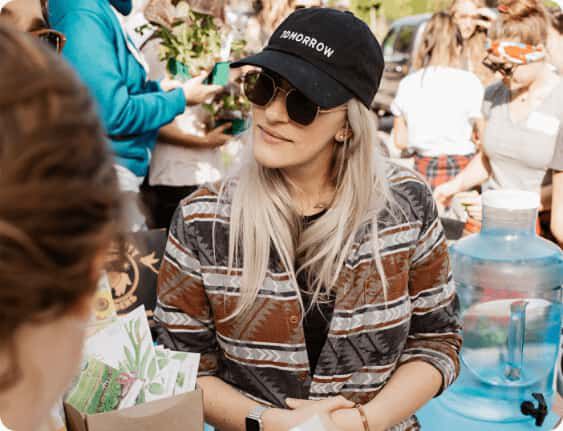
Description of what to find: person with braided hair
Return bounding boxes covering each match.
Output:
[0,24,123,431]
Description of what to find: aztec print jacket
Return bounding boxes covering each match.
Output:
[155,164,462,431]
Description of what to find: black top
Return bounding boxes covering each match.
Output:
[298,210,335,374]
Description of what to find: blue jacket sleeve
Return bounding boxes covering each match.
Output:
[56,11,186,136]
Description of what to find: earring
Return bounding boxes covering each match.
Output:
[335,121,350,143]
[335,122,352,143]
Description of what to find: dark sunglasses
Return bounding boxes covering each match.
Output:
[242,71,346,126]
[30,29,66,53]
[482,56,517,77]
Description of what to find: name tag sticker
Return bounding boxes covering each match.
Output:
[526,111,560,136]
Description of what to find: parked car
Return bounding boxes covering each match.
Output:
[373,13,430,132]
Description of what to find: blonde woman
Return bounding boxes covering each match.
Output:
[155,8,461,431]
[393,12,484,190]
[449,0,497,85]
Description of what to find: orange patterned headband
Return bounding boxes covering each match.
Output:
[486,40,546,64]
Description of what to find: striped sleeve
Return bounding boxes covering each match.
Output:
[398,184,462,395]
[154,204,219,376]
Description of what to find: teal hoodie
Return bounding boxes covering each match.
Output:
[49,0,186,177]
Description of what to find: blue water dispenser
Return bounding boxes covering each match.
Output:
[418,190,563,430]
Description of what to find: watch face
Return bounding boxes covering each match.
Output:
[246,417,261,431]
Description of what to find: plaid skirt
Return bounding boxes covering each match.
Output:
[414,153,475,190]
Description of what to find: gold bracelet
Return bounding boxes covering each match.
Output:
[355,404,370,431]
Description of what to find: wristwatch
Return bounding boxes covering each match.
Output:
[245,405,269,431]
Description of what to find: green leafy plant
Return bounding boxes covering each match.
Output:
[203,81,251,123]
[140,0,250,128]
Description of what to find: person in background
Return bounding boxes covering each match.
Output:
[48,0,223,231]
[132,1,236,230]
[435,0,563,236]
[393,11,483,190]
[0,24,122,431]
[0,0,66,52]
[449,0,497,85]
[547,6,563,246]
[155,8,461,431]
[244,0,295,53]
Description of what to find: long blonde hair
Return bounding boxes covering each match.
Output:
[413,11,462,70]
[219,99,398,321]
[449,0,495,84]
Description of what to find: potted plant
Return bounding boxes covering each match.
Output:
[140,0,250,134]
[204,78,251,135]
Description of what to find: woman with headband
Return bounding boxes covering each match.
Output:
[155,8,461,431]
[435,0,563,233]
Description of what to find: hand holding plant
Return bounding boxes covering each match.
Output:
[202,122,232,147]
[182,72,224,105]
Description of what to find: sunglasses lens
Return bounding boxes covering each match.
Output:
[286,90,318,126]
[244,72,275,106]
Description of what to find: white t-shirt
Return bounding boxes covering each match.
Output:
[391,66,484,157]
[148,106,226,187]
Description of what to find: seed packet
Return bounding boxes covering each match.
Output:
[169,350,200,394]
[65,358,143,414]
[119,306,166,403]
[152,348,181,400]
[83,306,166,404]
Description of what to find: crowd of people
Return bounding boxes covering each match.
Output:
[392,0,563,245]
[0,0,560,431]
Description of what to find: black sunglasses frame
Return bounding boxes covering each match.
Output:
[242,71,346,126]
[482,56,518,78]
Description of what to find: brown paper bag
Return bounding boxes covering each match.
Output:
[64,389,203,431]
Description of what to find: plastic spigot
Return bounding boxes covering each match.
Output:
[521,393,548,427]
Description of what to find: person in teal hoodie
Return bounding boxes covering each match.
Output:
[48,0,222,229]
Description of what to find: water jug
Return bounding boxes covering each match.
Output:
[418,190,563,430]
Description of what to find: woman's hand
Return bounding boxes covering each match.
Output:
[262,397,354,431]
[203,123,232,148]
[330,407,374,431]
[160,77,183,92]
[182,73,224,106]
[433,178,462,208]
[457,192,483,221]
[475,7,496,30]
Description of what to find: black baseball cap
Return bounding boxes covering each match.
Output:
[231,7,384,109]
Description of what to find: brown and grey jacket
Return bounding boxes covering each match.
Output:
[155,164,462,431]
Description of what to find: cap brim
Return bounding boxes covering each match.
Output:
[231,49,353,109]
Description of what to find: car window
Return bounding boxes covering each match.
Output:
[382,27,398,61]
[394,25,415,56]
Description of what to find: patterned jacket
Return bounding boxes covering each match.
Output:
[155,164,462,431]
